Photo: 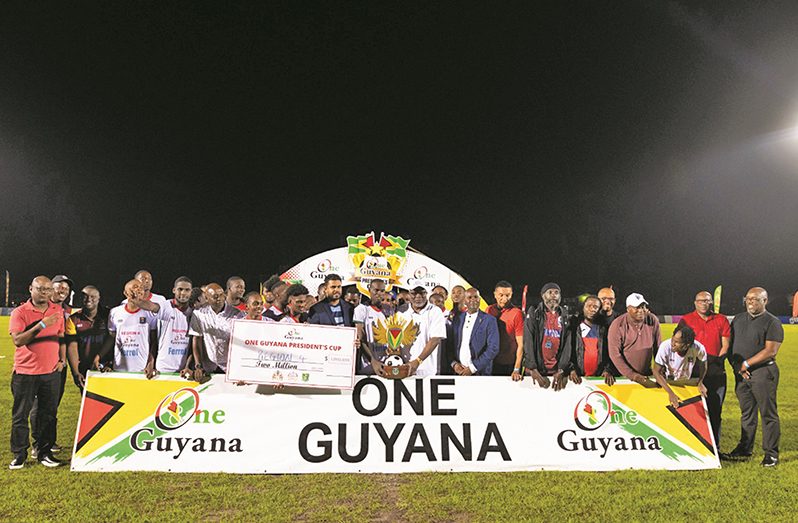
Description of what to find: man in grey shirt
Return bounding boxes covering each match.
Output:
[723,287,784,466]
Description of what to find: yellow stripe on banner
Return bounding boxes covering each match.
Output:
[596,383,714,458]
[77,374,200,458]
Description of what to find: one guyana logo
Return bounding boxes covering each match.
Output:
[129,389,241,459]
[574,390,613,431]
[558,389,663,458]
[154,388,200,431]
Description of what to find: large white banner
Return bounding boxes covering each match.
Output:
[72,374,719,473]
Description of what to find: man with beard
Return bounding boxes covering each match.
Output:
[608,293,660,387]
[485,280,524,379]
[569,295,616,386]
[189,283,244,378]
[308,274,354,327]
[400,286,447,377]
[155,276,194,376]
[677,290,730,450]
[522,283,572,391]
[96,279,158,377]
[66,285,110,390]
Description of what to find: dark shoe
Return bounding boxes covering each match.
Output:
[761,456,779,467]
[38,454,64,468]
[9,454,26,470]
[51,443,62,454]
[720,447,752,461]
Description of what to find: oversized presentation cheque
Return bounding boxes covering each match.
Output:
[226,320,357,390]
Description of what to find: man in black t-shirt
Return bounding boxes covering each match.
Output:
[724,287,785,467]
[66,285,110,390]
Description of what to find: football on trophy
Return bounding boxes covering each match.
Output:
[384,355,404,367]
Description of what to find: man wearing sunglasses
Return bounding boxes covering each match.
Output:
[608,293,661,387]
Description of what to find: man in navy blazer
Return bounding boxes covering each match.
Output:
[447,288,500,375]
[308,274,354,327]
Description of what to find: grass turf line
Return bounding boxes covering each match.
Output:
[0,319,795,522]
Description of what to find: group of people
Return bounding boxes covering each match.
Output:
[8,271,785,470]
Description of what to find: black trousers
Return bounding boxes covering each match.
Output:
[30,366,67,446]
[734,363,780,458]
[703,371,726,449]
[11,371,61,457]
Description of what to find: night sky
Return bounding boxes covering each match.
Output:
[1,2,797,314]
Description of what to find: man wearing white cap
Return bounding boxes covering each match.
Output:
[608,292,661,386]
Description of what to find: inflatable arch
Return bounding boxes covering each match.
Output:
[279,232,487,308]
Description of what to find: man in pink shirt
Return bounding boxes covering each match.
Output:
[608,292,661,387]
[8,276,66,469]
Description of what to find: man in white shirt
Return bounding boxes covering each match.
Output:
[97,279,158,377]
[399,286,446,377]
[155,276,194,375]
[654,324,708,408]
[189,283,244,378]
[447,288,500,376]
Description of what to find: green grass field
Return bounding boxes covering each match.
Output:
[1,320,795,522]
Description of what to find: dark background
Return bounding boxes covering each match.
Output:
[1,2,797,314]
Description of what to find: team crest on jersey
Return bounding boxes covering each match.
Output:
[139,317,147,324]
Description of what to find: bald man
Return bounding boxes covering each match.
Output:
[9,276,66,468]
[678,291,731,449]
[447,288,499,376]
[189,283,244,379]
[725,287,784,466]
[597,287,619,325]
[97,280,158,378]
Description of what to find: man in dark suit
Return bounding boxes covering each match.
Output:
[447,288,500,376]
[308,274,354,327]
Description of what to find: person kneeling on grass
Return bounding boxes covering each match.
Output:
[653,324,707,409]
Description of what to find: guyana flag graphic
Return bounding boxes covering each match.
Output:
[73,372,207,461]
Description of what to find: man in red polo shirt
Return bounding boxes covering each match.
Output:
[485,280,525,379]
[678,290,731,449]
[8,276,66,469]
